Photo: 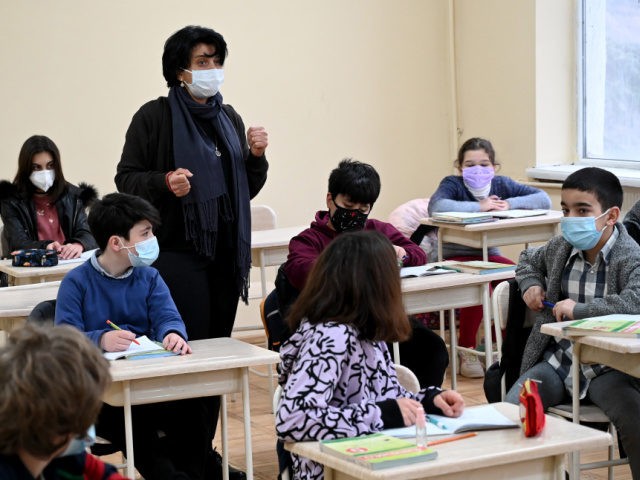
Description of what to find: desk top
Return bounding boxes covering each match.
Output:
[421,210,562,231]
[0,258,83,279]
[401,269,514,294]
[286,402,610,479]
[541,321,640,354]
[0,281,61,318]
[108,337,280,382]
[251,225,306,249]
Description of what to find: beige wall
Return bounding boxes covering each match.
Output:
[0,1,575,228]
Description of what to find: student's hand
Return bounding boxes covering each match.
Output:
[523,285,546,311]
[247,126,268,156]
[393,245,407,263]
[100,330,137,352]
[46,241,63,252]
[167,168,193,198]
[395,397,423,426]
[552,299,576,322]
[163,333,192,355]
[434,390,465,417]
[479,195,509,212]
[58,242,83,259]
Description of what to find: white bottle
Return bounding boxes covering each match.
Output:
[415,405,427,447]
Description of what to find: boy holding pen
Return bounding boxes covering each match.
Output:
[55,193,194,480]
[505,167,640,479]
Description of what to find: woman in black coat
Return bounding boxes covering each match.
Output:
[0,135,97,259]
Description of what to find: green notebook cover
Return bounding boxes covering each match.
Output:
[320,433,437,470]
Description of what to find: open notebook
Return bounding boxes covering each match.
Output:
[103,335,177,360]
[382,404,518,438]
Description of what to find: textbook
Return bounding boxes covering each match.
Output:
[382,404,518,438]
[103,335,177,361]
[563,315,640,338]
[430,212,495,224]
[400,265,456,278]
[440,260,516,275]
[489,209,548,219]
[319,433,437,470]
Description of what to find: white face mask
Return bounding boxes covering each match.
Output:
[182,68,224,99]
[30,169,55,192]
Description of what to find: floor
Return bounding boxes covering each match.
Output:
[104,332,633,480]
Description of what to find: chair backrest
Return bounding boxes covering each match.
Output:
[395,364,421,393]
[251,204,277,231]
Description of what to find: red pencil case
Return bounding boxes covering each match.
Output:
[519,378,545,437]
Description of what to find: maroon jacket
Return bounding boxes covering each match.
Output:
[284,210,427,290]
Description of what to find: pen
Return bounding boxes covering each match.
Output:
[106,320,140,345]
[542,300,555,308]
[427,416,448,430]
[427,432,477,446]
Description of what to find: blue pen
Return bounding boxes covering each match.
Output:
[427,416,448,430]
[542,300,555,308]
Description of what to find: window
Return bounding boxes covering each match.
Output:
[582,0,640,165]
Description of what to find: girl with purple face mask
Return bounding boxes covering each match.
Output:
[427,137,551,379]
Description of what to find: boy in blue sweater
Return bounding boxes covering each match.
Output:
[55,192,194,480]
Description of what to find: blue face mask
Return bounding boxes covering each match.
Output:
[120,236,160,267]
[560,210,610,250]
[59,425,95,457]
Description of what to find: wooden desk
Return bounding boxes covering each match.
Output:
[541,321,640,477]
[401,269,515,388]
[422,211,563,262]
[250,225,306,297]
[286,402,610,480]
[0,258,84,286]
[103,337,280,480]
[0,281,61,335]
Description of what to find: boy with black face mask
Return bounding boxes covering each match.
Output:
[283,158,426,290]
[505,167,640,478]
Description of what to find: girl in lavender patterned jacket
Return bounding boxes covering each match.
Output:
[275,231,465,480]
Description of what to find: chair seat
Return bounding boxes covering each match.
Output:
[547,403,611,424]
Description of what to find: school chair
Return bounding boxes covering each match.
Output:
[488,279,629,479]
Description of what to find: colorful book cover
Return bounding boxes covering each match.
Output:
[563,315,640,338]
[319,433,437,470]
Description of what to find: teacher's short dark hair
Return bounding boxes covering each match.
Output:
[88,192,161,249]
[162,25,228,88]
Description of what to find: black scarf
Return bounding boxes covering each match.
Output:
[168,86,251,302]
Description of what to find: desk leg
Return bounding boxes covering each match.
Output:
[569,341,582,479]
[221,395,229,480]
[482,232,488,262]
[242,367,254,480]
[123,380,136,480]
[392,342,400,364]
[259,251,267,299]
[449,308,457,390]
[482,283,493,369]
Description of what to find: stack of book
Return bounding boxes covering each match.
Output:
[440,260,516,275]
[431,209,549,224]
[430,212,495,224]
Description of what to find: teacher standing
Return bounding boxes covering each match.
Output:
[115,25,268,479]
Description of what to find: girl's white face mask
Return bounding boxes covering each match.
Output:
[30,169,55,192]
[182,68,224,99]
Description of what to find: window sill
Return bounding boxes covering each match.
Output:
[527,164,640,188]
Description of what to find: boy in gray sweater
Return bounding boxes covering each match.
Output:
[506,167,640,479]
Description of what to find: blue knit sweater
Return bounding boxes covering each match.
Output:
[55,256,188,347]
